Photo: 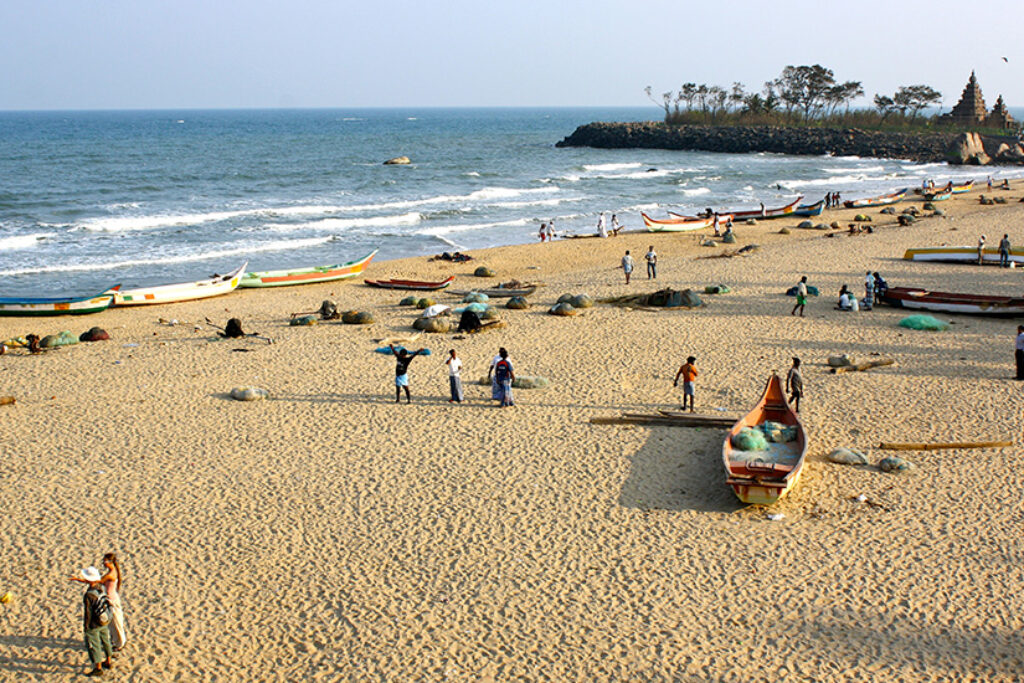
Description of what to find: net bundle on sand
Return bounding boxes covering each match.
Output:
[599,288,704,309]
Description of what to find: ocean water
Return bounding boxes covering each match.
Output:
[1,107,1019,295]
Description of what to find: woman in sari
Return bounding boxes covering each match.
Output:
[494,348,515,407]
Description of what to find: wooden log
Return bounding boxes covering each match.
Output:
[591,415,730,428]
[831,358,896,374]
[879,440,1013,451]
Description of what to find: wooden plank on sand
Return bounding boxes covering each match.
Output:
[878,440,1013,451]
[830,358,896,374]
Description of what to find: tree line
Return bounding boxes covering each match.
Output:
[646,65,944,130]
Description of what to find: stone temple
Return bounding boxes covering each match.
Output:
[939,72,1015,130]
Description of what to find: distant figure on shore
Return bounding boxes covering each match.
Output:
[538,223,547,242]
[873,272,888,300]
[610,214,622,236]
[834,192,841,206]
[791,276,808,317]
[446,349,464,403]
[390,345,426,403]
[1016,326,1024,380]
[493,348,515,407]
[999,234,1012,268]
[621,250,634,284]
[838,285,851,311]
[978,235,987,265]
[673,355,698,412]
[786,357,803,413]
[712,212,721,236]
[1002,179,1011,190]
[545,222,555,240]
[488,349,503,401]
[597,213,608,238]
[645,245,658,279]
[863,271,874,309]
[987,176,993,191]
[70,566,113,676]
[823,194,830,209]
[760,202,767,216]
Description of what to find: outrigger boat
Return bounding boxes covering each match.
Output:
[878,286,1024,316]
[364,276,455,291]
[843,188,907,208]
[914,180,972,196]
[903,245,1024,266]
[718,197,802,220]
[450,285,537,298]
[642,212,734,232]
[723,374,807,505]
[792,199,825,217]
[239,250,377,288]
[0,285,120,317]
[113,262,246,306]
[951,180,974,194]
[922,188,953,202]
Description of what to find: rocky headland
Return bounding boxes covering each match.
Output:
[556,121,1024,165]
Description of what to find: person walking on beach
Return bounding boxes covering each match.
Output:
[597,213,607,238]
[673,356,698,412]
[621,250,634,284]
[446,349,464,403]
[645,245,657,279]
[70,566,113,677]
[493,348,515,407]
[978,235,987,265]
[610,214,622,236]
[487,349,504,401]
[1016,326,1024,380]
[863,271,874,309]
[546,220,555,240]
[791,276,808,317]
[712,212,721,236]
[999,234,1011,268]
[988,176,994,191]
[390,345,426,404]
[538,223,547,242]
[786,357,803,413]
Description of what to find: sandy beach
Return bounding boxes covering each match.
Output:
[2,189,1024,681]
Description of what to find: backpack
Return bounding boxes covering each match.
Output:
[494,359,511,382]
[88,587,112,626]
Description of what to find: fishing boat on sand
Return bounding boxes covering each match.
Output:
[113,262,246,306]
[717,197,802,220]
[951,180,974,194]
[450,285,537,297]
[642,212,735,232]
[723,374,807,505]
[922,189,953,202]
[843,188,907,208]
[903,246,1024,265]
[878,287,1024,316]
[238,250,378,288]
[0,285,120,317]
[364,276,455,291]
[792,199,825,217]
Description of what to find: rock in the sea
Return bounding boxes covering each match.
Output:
[416,298,436,309]
[828,448,869,466]
[342,311,375,324]
[879,456,914,473]
[230,386,269,401]
[506,296,530,310]
[898,214,915,226]
[473,266,495,278]
[570,294,593,309]
[827,354,854,367]
[549,303,577,316]
[383,156,411,165]
[399,296,417,306]
[798,220,814,229]
[290,315,317,326]
[946,132,990,165]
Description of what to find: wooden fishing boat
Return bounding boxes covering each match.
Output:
[0,285,120,317]
[113,262,246,306]
[792,199,825,217]
[843,188,907,208]
[722,374,807,505]
[878,286,1024,316]
[450,285,537,298]
[922,189,953,202]
[903,246,1024,265]
[719,197,802,220]
[951,180,974,194]
[238,250,378,288]
[364,276,455,291]
[642,212,734,232]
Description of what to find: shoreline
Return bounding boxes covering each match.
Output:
[3,189,1024,680]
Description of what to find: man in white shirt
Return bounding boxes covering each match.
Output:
[645,246,657,279]
[446,349,464,403]
[621,250,634,284]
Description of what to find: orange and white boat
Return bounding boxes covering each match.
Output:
[641,212,734,232]
[722,374,807,505]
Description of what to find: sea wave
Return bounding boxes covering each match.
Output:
[0,233,53,251]
[417,218,530,237]
[825,165,885,174]
[680,187,711,196]
[582,162,644,172]
[263,212,422,232]
[0,236,334,276]
[778,173,900,187]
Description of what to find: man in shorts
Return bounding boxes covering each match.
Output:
[791,276,808,317]
[673,355,698,412]
[621,250,634,284]
[786,357,803,413]
[390,345,426,403]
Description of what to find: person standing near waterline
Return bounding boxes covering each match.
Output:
[786,357,803,413]
[389,345,426,404]
[538,223,547,242]
[645,246,657,279]
[597,212,607,238]
[70,566,113,676]
[445,349,464,403]
[791,276,808,317]
[673,356,698,412]
[621,250,634,284]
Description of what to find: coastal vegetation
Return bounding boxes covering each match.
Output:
[645,64,1007,135]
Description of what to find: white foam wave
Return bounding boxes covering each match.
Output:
[417,218,530,237]
[779,173,899,187]
[0,233,53,251]
[680,187,711,196]
[826,165,885,174]
[463,171,481,177]
[263,212,421,232]
[582,162,644,172]
[622,203,659,212]
[0,236,333,277]
[489,197,582,209]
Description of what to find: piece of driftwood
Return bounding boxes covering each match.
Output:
[592,412,734,428]
[0,396,15,406]
[878,440,1013,451]
[831,358,896,374]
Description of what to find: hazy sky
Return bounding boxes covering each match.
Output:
[2,0,1019,111]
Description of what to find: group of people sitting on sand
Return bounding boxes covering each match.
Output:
[836,271,887,311]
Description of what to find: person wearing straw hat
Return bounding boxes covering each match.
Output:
[69,566,114,676]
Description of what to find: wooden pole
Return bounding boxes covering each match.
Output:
[878,440,1013,451]
[831,358,896,374]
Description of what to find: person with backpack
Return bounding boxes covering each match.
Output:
[70,566,114,676]
[493,347,515,407]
